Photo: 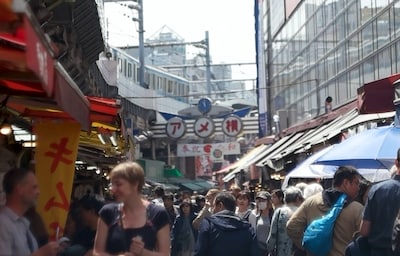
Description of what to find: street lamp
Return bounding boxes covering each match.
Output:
[130,0,145,88]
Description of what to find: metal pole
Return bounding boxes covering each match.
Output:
[138,0,146,88]
[315,79,321,117]
[205,31,212,98]
[266,0,273,135]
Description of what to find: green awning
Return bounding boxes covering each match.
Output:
[180,183,204,191]
[194,181,214,190]
[164,168,183,177]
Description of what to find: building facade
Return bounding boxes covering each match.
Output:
[263,0,400,130]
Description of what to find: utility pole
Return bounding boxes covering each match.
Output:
[137,0,145,88]
[131,0,146,88]
[205,31,212,98]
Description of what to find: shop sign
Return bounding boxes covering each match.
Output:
[166,117,186,139]
[194,117,214,138]
[222,114,243,137]
[177,142,240,157]
[25,17,55,97]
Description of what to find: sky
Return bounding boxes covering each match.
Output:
[104,0,257,79]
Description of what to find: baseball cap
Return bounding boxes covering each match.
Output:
[256,191,271,200]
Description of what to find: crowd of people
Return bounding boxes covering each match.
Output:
[1,149,400,256]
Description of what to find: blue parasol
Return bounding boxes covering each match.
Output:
[313,124,399,169]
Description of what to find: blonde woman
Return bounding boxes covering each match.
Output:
[93,161,170,256]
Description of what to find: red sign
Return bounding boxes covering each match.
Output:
[25,17,55,97]
[222,115,243,137]
[166,117,186,139]
[194,117,214,138]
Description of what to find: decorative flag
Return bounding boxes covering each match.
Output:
[34,121,81,240]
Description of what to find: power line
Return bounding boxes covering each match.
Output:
[120,79,319,99]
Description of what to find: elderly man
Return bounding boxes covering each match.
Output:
[359,148,400,256]
[194,191,259,256]
[0,168,59,256]
[286,166,363,256]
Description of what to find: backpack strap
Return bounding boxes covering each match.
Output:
[243,210,251,222]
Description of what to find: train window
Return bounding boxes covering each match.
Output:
[162,78,167,90]
[128,63,132,78]
[124,59,127,77]
[157,77,161,90]
[118,58,122,73]
[133,64,137,81]
[167,80,173,93]
[136,67,140,83]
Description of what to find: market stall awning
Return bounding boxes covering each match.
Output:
[0,9,92,130]
[164,168,183,178]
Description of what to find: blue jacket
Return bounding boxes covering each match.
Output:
[194,210,260,256]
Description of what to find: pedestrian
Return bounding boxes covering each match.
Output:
[271,189,285,210]
[0,167,59,255]
[61,195,105,256]
[254,191,272,255]
[267,186,304,256]
[192,188,219,230]
[171,199,198,256]
[194,191,259,256]
[230,184,241,198]
[235,191,257,230]
[286,166,363,256]
[93,161,170,256]
[162,192,179,227]
[359,148,400,256]
[152,186,165,207]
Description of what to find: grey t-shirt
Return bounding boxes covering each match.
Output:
[0,206,38,256]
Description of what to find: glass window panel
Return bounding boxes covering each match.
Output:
[361,0,373,25]
[336,13,346,40]
[325,23,336,51]
[337,75,348,104]
[350,66,360,95]
[337,45,347,72]
[390,44,395,72]
[362,58,375,84]
[396,41,400,73]
[377,49,391,79]
[361,23,374,57]
[347,34,360,66]
[376,11,390,48]
[316,6,325,35]
[347,2,359,34]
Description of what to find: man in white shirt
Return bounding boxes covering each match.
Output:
[0,168,59,256]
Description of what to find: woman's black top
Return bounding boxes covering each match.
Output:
[99,202,169,254]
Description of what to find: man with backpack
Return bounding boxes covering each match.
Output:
[286,166,364,256]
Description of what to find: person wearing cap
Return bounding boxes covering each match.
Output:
[267,186,304,256]
[254,191,272,255]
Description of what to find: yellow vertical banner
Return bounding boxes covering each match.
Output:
[34,121,81,240]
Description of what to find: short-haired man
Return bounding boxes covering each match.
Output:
[359,148,400,256]
[287,166,363,256]
[0,168,59,256]
[194,192,259,256]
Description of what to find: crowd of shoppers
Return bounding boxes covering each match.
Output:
[1,148,400,256]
